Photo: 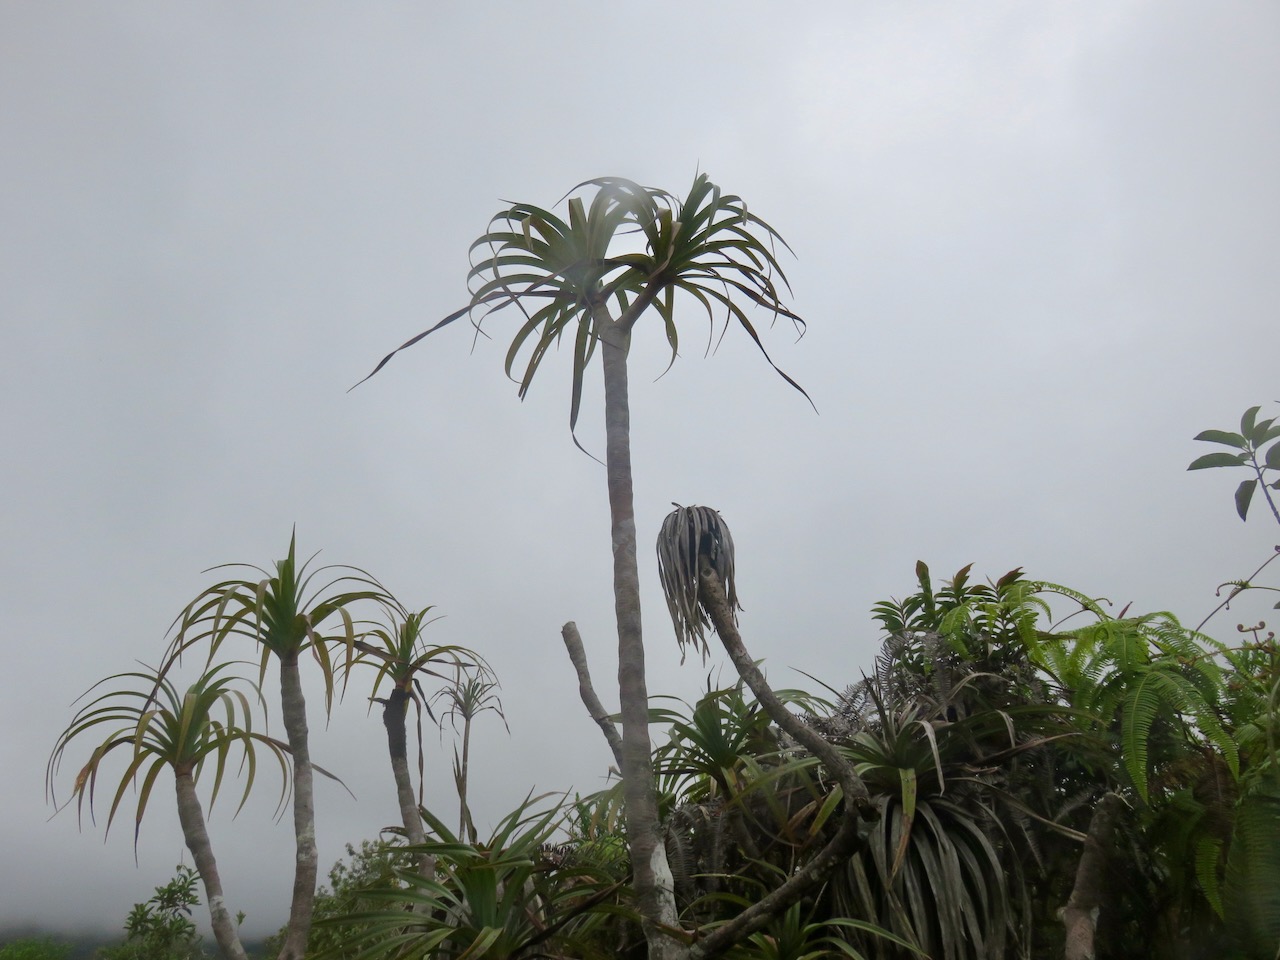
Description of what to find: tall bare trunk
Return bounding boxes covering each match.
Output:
[383,686,434,882]
[1063,792,1124,960]
[173,767,248,960]
[277,651,317,960]
[599,324,683,960]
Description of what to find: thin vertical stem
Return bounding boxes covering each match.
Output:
[459,715,472,841]
[277,652,317,960]
[599,318,683,960]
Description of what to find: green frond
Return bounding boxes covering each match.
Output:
[1031,580,1113,622]
[1121,671,1166,800]
[1196,835,1226,918]
[355,172,811,443]
[314,793,619,960]
[47,663,291,849]
[1223,787,1280,957]
[1120,665,1239,801]
[161,535,390,717]
[432,659,508,741]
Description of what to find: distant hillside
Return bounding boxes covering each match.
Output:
[0,928,275,960]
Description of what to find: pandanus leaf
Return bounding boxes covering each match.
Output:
[656,503,739,662]
[47,663,292,850]
[354,173,812,450]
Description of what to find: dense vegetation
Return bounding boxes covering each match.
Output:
[43,173,1280,960]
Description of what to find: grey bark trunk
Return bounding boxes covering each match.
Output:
[173,768,248,960]
[382,687,435,883]
[277,651,317,960]
[599,324,684,960]
[1063,792,1124,960]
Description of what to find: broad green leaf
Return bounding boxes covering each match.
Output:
[1195,429,1248,448]
[1236,479,1258,522]
[1265,442,1280,470]
[1240,405,1262,438]
[1188,452,1249,470]
[1249,417,1277,446]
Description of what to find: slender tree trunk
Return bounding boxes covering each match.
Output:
[689,558,871,960]
[383,686,435,883]
[599,323,684,960]
[458,715,473,841]
[173,767,249,960]
[695,558,872,813]
[1063,792,1124,960]
[277,650,318,960]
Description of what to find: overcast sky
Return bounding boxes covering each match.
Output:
[3,1,1278,939]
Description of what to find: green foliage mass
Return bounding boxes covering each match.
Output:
[0,940,73,960]
[45,265,1280,960]
[97,867,207,960]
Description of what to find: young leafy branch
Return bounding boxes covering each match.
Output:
[1189,404,1280,629]
[1189,403,1280,525]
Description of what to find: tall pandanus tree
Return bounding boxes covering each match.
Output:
[47,663,292,960]
[346,601,473,872]
[432,664,508,843]
[656,504,875,959]
[358,173,810,960]
[162,533,389,960]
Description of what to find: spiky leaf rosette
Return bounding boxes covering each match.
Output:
[657,504,739,662]
[46,662,293,847]
[355,173,811,445]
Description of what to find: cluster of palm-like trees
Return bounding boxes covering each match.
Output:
[50,165,1280,960]
[48,534,497,960]
[54,171,827,960]
[294,538,1280,959]
[357,173,860,960]
[346,167,1280,959]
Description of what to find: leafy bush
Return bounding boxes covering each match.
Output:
[0,939,72,960]
[97,867,207,960]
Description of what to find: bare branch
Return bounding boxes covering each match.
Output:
[689,559,874,959]
[560,621,624,770]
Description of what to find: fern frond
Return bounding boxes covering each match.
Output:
[1223,788,1280,954]
[1195,835,1226,919]
[1120,670,1168,801]
[1031,580,1113,622]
